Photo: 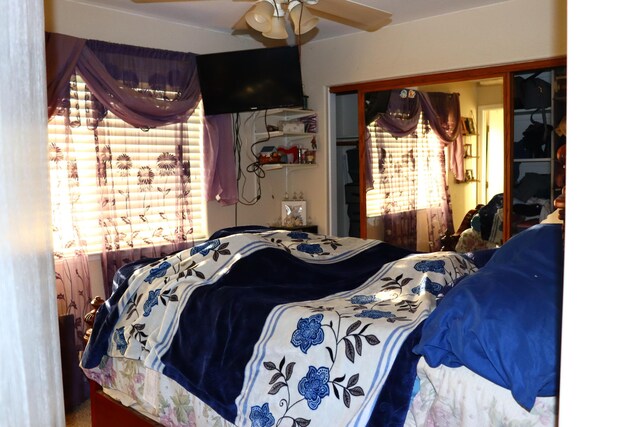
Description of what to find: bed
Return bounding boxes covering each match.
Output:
[80,222,563,427]
[440,194,505,254]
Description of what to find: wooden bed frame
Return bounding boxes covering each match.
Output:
[88,380,161,426]
[84,296,159,426]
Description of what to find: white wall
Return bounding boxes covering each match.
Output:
[44,0,262,53]
[560,1,639,424]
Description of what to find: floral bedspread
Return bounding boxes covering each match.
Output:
[85,230,383,372]
[235,252,476,427]
[81,230,477,426]
[83,356,557,427]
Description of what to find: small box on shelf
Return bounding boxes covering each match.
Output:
[280,121,305,133]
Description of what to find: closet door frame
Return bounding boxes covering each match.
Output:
[330,56,567,243]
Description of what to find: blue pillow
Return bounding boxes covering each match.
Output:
[413,224,563,410]
[462,248,497,268]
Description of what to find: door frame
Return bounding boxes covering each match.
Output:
[329,56,567,242]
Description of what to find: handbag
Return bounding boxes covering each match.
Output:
[514,72,551,109]
[517,109,554,158]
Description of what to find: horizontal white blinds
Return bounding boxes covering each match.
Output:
[48,76,205,255]
[366,116,446,218]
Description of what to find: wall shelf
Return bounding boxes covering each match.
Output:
[263,108,316,121]
[261,163,317,172]
[255,131,315,144]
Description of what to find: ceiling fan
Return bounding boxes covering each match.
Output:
[132,0,392,40]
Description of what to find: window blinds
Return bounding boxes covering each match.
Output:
[48,76,205,255]
[366,116,446,218]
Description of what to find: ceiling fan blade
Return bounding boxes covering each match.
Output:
[132,0,214,3]
[306,0,392,31]
[232,13,250,31]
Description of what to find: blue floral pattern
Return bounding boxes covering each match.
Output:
[291,314,325,354]
[143,289,161,316]
[114,327,127,355]
[263,230,362,260]
[412,277,444,297]
[144,261,171,283]
[298,366,331,410]
[296,243,324,255]
[189,239,230,261]
[349,295,379,305]
[103,231,476,427]
[355,309,396,319]
[244,253,480,426]
[249,403,275,427]
[414,259,446,274]
[287,231,309,240]
[190,239,220,256]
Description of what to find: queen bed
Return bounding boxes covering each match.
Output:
[80,220,563,427]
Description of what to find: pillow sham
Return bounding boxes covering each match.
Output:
[413,224,563,411]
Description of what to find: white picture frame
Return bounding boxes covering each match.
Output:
[281,200,307,226]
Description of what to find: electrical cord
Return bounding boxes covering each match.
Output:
[234,111,276,205]
[245,111,270,179]
[234,112,261,205]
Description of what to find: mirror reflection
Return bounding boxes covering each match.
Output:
[335,78,504,253]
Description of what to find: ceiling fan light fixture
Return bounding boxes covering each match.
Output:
[289,0,319,35]
[263,16,288,39]
[245,0,275,33]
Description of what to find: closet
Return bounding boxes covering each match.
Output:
[331,56,567,245]
[506,64,566,238]
[335,93,360,237]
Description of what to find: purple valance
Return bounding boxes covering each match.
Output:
[77,39,201,128]
[46,32,86,118]
[365,89,465,188]
[45,32,237,204]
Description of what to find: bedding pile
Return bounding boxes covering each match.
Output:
[415,223,564,410]
[81,225,563,426]
[81,229,477,426]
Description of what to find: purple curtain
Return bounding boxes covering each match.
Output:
[45,31,238,408]
[76,40,200,128]
[365,90,464,189]
[50,102,92,347]
[74,39,202,293]
[46,32,86,119]
[203,114,238,205]
[46,33,92,351]
[366,89,457,251]
[45,32,237,294]
[419,92,465,182]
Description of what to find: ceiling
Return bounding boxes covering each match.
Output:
[68,0,508,43]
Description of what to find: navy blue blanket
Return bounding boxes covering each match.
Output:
[83,229,449,425]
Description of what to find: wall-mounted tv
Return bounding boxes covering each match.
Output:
[196,46,304,116]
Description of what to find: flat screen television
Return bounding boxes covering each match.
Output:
[196,46,304,116]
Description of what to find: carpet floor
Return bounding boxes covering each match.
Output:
[65,398,91,427]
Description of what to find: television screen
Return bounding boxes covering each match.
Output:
[196,46,304,116]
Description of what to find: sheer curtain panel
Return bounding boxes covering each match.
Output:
[1,3,65,426]
[365,90,460,251]
[45,32,238,410]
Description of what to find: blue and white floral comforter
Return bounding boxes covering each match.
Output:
[81,229,476,427]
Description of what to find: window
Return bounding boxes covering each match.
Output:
[48,75,205,256]
[366,116,446,217]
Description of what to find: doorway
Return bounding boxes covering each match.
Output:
[478,105,505,205]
